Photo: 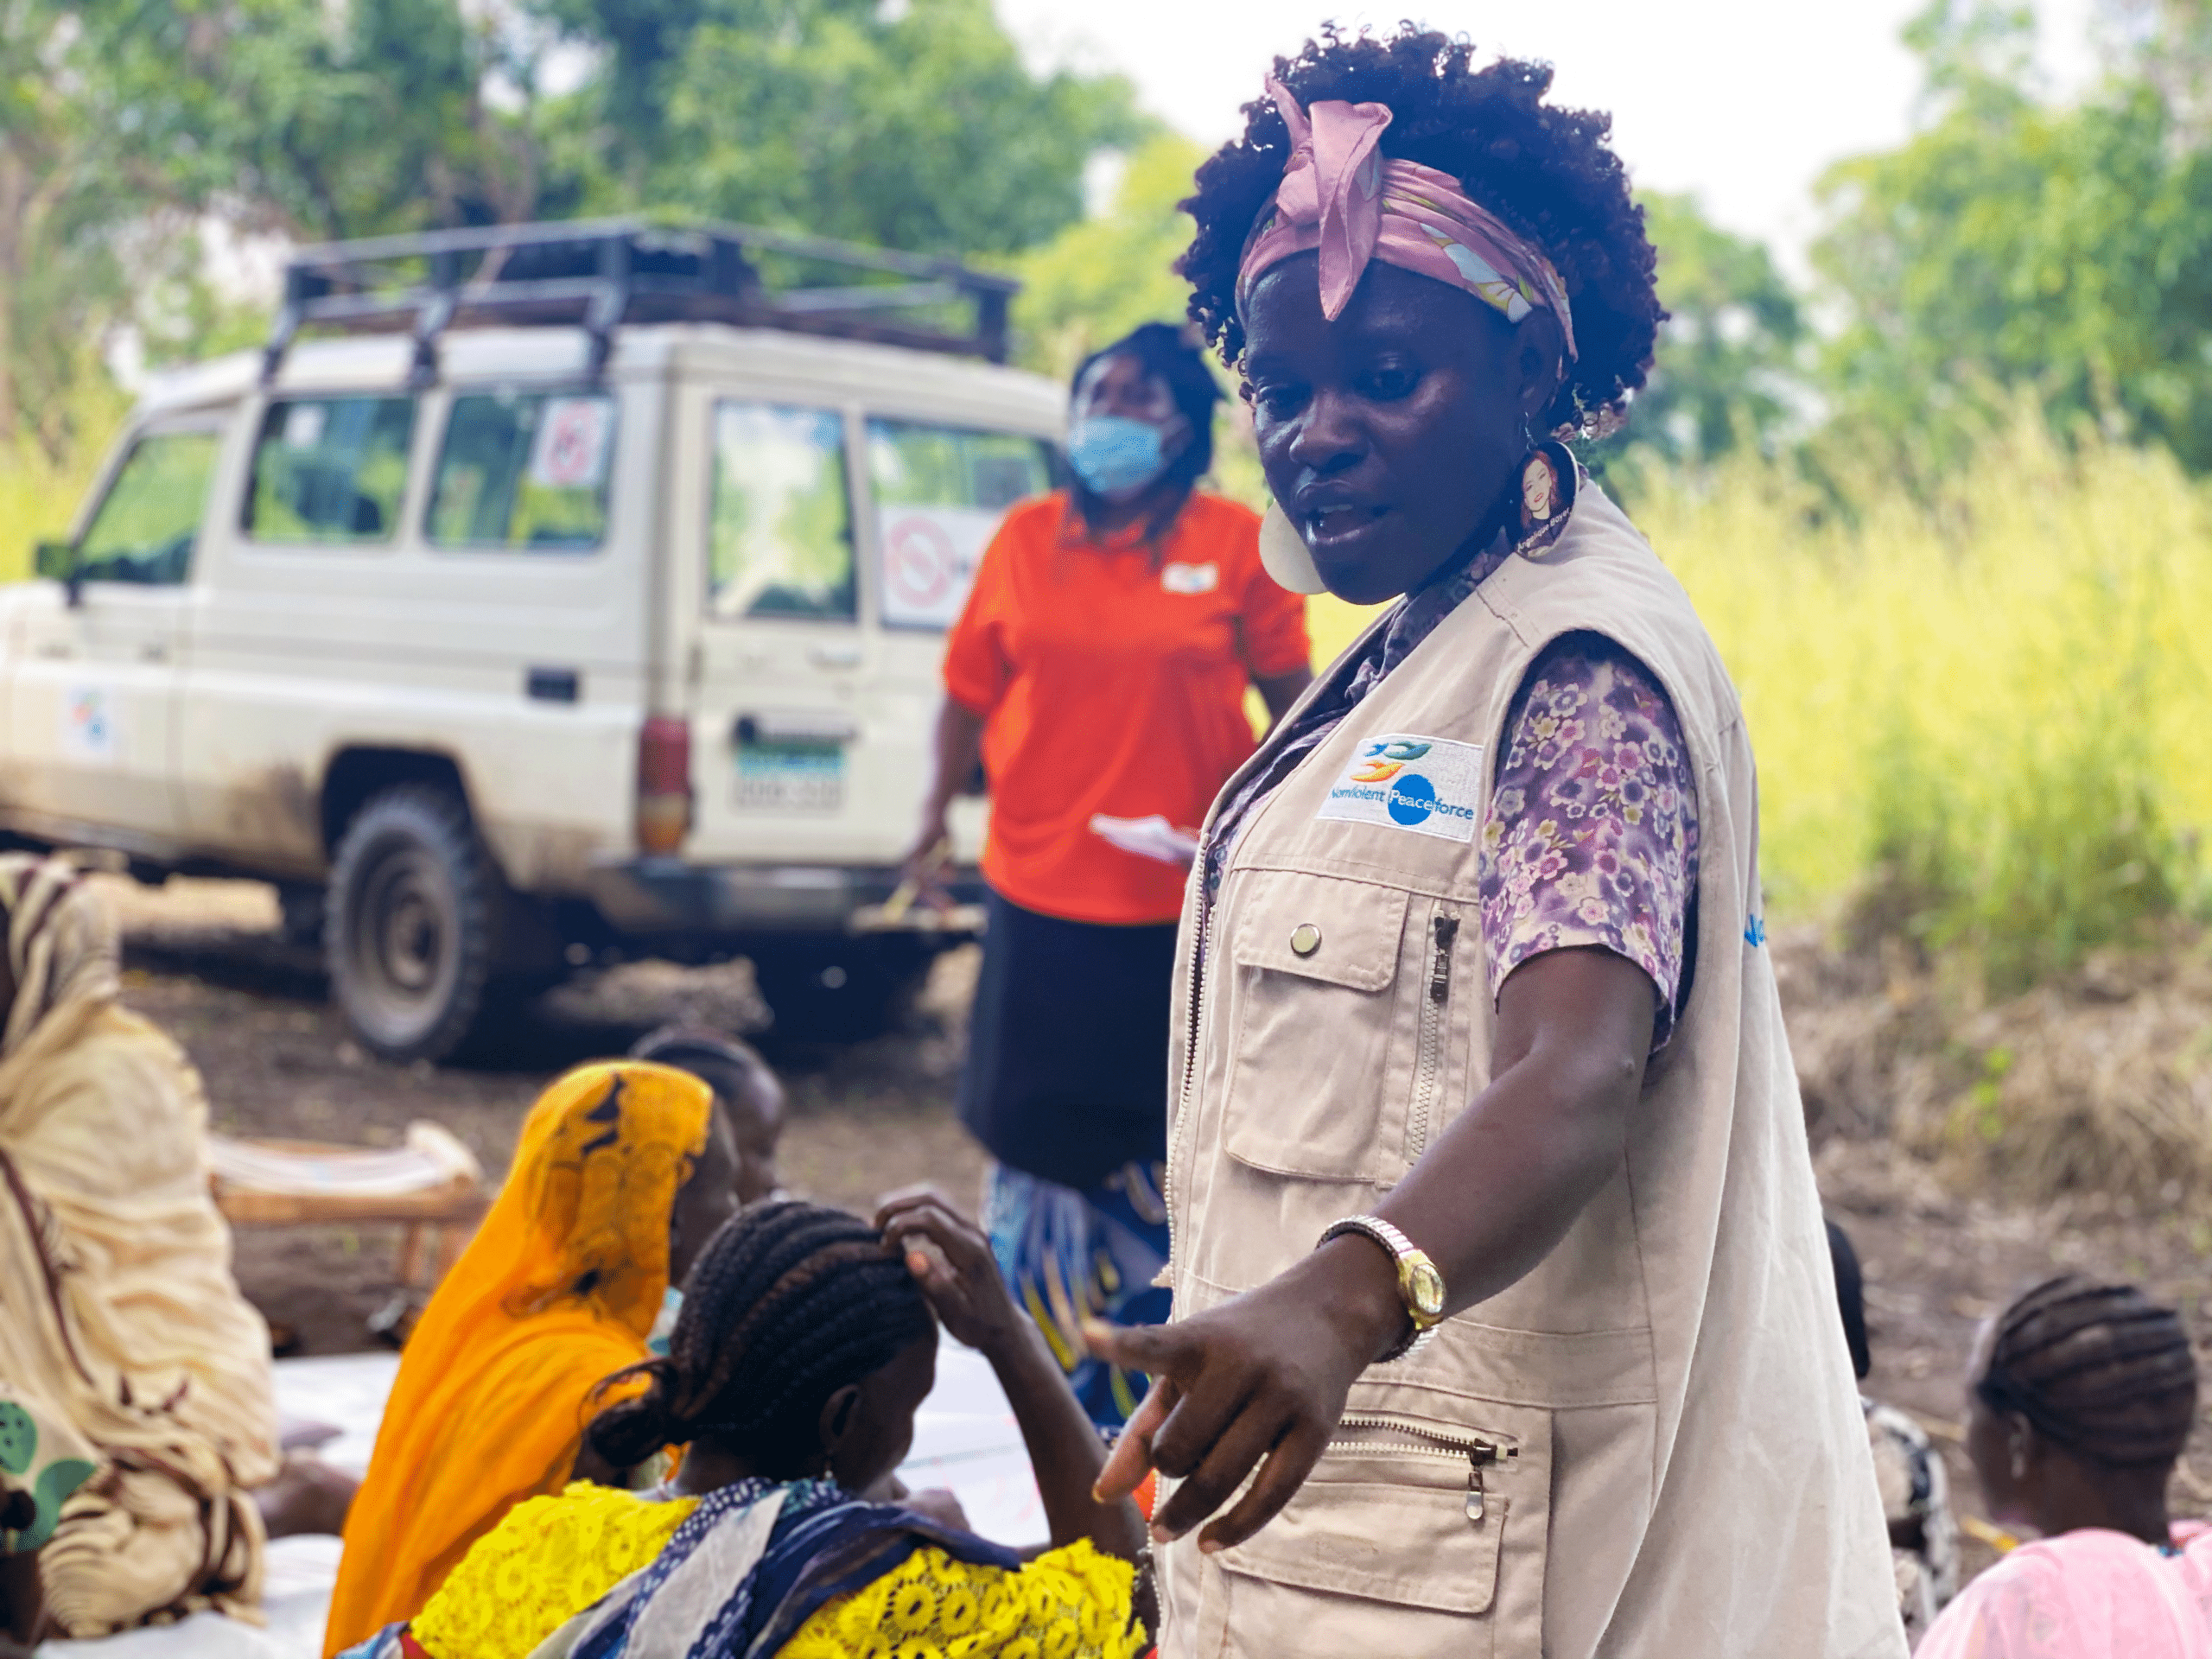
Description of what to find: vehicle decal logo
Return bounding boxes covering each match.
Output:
[1317,733,1484,842]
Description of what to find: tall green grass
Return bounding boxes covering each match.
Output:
[1308,417,2209,988]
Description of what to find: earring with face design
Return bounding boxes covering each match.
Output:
[1520,449,1560,527]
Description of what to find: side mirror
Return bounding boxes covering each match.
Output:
[32,540,81,607]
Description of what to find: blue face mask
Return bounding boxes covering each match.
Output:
[1066,416,1172,500]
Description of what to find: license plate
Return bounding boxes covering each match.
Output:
[735,742,843,812]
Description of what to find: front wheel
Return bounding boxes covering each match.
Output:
[325,785,498,1064]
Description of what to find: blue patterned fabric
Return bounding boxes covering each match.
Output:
[569,1477,1020,1659]
[983,1160,1171,1432]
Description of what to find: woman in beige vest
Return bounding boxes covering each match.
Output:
[1084,29,1905,1657]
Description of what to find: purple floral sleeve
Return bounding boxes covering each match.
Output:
[1477,632,1700,1048]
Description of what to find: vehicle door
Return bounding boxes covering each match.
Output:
[680,390,880,865]
[7,415,226,844]
[855,416,1055,865]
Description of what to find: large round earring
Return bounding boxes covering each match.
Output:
[1258,501,1325,594]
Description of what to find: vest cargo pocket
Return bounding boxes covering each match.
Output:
[1221,870,1411,1183]
[1208,1409,1548,1657]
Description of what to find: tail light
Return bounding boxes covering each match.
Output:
[636,715,692,856]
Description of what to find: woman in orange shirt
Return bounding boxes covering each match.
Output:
[906,323,1312,1433]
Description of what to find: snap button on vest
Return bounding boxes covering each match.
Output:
[1290,923,1322,957]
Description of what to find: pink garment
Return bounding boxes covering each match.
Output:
[1915,1523,2212,1658]
[1235,75,1577,354]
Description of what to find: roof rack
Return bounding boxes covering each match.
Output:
[262,217,1020,386]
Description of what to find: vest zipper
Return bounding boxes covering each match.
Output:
[1162,840,1212,1279]
[1332,1412,1516,1522]
[1405,910,1459,1165]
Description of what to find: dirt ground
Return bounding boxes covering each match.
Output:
[110,877,2212,1583]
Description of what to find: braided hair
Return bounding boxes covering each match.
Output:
[1976,1274,2199,1470]
[587,1200,933,1475]
[1178,23,1662,435]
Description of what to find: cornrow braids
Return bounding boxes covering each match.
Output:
[1178,23,1662,435]
[587,1201,931,1475]
[1977,1274,2199,1470]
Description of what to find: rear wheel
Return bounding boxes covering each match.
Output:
[325,785,498,1064]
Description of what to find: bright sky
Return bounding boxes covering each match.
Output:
[995,0,2099,262]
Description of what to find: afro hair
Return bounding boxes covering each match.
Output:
[1179,24,1663,435]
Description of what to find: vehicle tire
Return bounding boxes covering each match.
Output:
[325,785,499,1064]
[749,937,932,1044]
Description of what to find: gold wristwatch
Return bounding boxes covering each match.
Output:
[1318,1215,1446,1362]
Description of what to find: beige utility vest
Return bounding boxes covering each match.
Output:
[1158,483,1904,1657]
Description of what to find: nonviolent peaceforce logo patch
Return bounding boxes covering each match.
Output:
[1316,733,1484,842]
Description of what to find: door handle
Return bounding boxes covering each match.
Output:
[139,641,168,664]
[734,711,861,747]
[807,643,862,671]
[526,666,581,703]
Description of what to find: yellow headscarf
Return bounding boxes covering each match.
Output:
[323,1061,715,1654]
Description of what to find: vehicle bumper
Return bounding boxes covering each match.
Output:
[584,857,984,938]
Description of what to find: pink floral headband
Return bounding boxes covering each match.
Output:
[1235,76,1578,360]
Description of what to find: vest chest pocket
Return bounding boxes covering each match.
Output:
[1221,870,1414,1183]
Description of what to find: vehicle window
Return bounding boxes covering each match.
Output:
[244,396,415,544]
[866,418,1053,628]
[428,391,617,551]
[74,429,221,586]
[709,403,855,622]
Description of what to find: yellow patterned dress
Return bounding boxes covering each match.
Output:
[782,1535,1142,1659]
[402,1482,1142,1659]
[410,1484,697,1659]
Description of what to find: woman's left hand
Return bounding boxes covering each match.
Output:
[875,1186,1027,1356]
[1084,1236,1404,1553]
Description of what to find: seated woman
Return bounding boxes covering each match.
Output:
[321,1059,739,1655]
[627,1025,786,1208]
[1917,1274,2210,1657]
[340,1194,1150,1659]
[0,854,335,1645]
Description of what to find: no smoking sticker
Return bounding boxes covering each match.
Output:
[528,398,614,490]
[886,515,958,610]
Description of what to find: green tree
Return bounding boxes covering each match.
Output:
[1811,0,2212,476]
[1010,133,1205,379]
[1605,193,1806,470]
[0,0,137,457]
[536,0,1141,256]
[96,0,565,241]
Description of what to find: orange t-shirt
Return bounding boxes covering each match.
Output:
[943,491,1310,925]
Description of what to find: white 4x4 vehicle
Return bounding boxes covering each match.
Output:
[5,220,1058,1059]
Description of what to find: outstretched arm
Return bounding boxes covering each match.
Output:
[1090,945,1655,1552]
[876,1189,1147,1566]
